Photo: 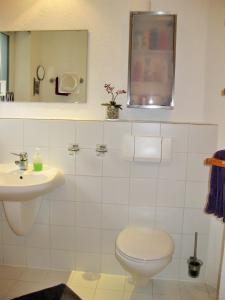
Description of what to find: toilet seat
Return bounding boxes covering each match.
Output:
[116,247,153,263]
[116,226,174,262]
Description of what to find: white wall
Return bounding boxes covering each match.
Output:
[220,234,225,300]
[0,119,217,281]
[204,0,225,297]
[204,0,225,143]
[0,0,209,122]
[0,0,224,293]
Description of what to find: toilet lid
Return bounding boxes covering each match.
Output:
[116,226,174,261]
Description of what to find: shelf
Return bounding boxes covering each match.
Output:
[131,80,171,84]
[133,48,173,53]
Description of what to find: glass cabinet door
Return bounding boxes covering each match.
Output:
[127,12,177,109]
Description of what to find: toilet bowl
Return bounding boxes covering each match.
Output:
[115,226,174,286]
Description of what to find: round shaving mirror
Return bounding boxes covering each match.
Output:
[36,65,45,81]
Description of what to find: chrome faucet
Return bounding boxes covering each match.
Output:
[11,152,28,171]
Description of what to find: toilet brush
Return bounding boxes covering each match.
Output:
[187,232,203,278]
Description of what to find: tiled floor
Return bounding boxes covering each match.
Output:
[0,266,217,300]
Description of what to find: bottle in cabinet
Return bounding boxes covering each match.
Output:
[158,29,168,50]
[132,59,144,82]
[149,27,158,50]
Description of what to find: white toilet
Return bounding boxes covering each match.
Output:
[115,226,174,286]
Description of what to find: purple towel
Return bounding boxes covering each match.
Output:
[205,150,225,222]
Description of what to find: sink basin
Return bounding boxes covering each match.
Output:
[0,164,64,235]
[0,164,64,201]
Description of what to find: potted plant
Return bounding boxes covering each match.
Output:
[102,83,126,119]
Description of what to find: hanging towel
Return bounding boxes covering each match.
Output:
[205,150,225,222]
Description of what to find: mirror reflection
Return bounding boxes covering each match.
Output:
[0,30,88,103]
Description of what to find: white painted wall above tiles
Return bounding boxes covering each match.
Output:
[202,0,225,293]
[0,0,210,122]
[0,119,218,283]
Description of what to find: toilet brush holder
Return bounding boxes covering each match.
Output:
[187,257,203,278]
[187,232,203,278]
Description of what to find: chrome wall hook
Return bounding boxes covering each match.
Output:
[68,144,80,155]
[96,144,108,157]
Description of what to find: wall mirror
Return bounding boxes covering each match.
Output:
[0,30,88,103]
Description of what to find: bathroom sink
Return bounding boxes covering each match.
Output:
[0,164,64,201]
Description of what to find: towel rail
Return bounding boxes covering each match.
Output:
[205,158,225,168]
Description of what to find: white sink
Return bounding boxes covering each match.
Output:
[0,164,64,201]
[0,164,64,235]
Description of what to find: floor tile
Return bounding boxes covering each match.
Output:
[46,270,71,285]
[153,294,182,300]
[123,290,153,300]
[6,281,50,299]
[0,279,16,298]
[125,277,153,294]
[153,279,180,295]
[180,293,211,300]
[94,289,124,300]
[206,285,218,299]
[0,266,25,280]
[20,268,48,282]
[97,274,126,291]
[68,271,99,289]
[179,281,211,300]
[71,285,95,300]
[0,265,217,300]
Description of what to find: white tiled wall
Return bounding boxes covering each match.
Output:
[0,119,218,282]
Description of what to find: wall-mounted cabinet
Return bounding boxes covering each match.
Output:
[127,12,177,109]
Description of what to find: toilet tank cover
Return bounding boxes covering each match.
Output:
[116,226,174,261]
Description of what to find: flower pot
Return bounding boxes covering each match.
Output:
[106,106,119,119]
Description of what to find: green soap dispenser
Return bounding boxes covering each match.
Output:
[33,147,43,171]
